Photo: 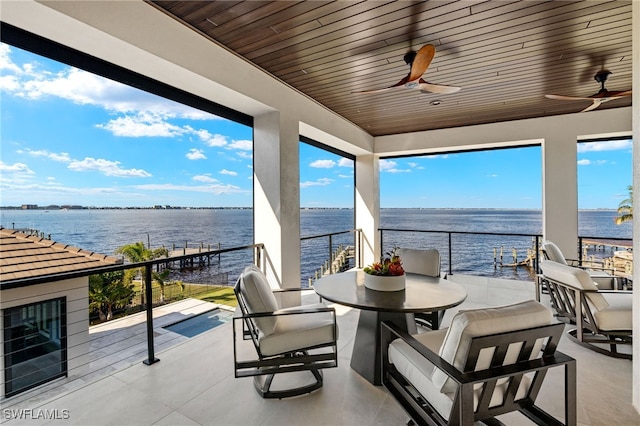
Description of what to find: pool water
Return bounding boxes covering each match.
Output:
[164,309,233,338]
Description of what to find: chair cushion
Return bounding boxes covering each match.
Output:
[398,248,441,277]
[594,293,633,331]
[389,329,531,420]
[240,268,279,336]
[540,260,609,311]
[543,241,568,265]
[258,303,337,356]
[433,300,552,393]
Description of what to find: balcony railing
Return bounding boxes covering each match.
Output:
[301,229,363,286]
[380,228,633,280]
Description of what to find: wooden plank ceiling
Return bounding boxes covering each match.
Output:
[149,0,633,137]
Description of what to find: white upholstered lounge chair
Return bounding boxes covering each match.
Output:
[233,266,338,398]
[542,240,616,290]
[539,259,632,359]
[397,247,445,329]
[382,300,576,426]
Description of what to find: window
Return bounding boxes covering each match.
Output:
[3,298,67,397]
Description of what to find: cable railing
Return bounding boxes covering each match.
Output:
[379,228,633,280]
[301,228,363,286]
[2,243,264,401]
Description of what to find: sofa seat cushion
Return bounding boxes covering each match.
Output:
[259,303,336,356]
[389,329,531,420]
[594,294,633,331]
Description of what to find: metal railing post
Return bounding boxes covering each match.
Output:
[448,232,453,275]
[143,264,159,365]
[328,234,333,274]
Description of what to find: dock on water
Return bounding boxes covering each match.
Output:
[166,242,221,270]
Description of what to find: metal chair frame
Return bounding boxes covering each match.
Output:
[382,321,576,426]
[233,279,338,398]
[536,274,632,359]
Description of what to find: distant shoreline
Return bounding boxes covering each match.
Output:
[0,206,619,211]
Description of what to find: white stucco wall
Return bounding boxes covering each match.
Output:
[632,0,639,413]
[0,278,90,398]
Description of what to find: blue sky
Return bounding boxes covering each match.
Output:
[1,44,632,209]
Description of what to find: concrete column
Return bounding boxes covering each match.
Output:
[253,110,301,293]
[355,154,379,267]
[541,131,578,258]
[632,0,639,413]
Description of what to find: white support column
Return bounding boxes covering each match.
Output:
[355,154,379,267]
[541,131,579,258]
[632,0,639,413]
[253,110,301,294]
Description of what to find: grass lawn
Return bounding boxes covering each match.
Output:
[132,281,238,308]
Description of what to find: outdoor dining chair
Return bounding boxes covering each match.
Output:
[382,300,576,425]
[233,265,338,398]
[397,247,445,329]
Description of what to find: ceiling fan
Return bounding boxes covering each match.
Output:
[545,70,632,112]
[354,44,461,94]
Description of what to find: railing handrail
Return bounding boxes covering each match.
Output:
[300,228,360,241]
[379,227,540,238]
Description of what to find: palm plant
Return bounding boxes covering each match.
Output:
[89,270,133,321]
[614,185,633,225]
[115,242,169,306]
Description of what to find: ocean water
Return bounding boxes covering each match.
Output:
[1,208,631,284]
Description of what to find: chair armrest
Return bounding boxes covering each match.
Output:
[239,305,335,320]
[272,287,309,293]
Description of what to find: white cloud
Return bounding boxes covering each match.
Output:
[133,183,248,195]
[193,174,218,183]
[227,139,252,150]
[577,159,590,166]
[300,177,333,188]
[220,169,238,176]
[199,132,228,147]
[310,159,336,168]
[338,158,353,167]
[23,149,71,163]
[578,139,632,152]
[379,159,410,173]
[237,151,253,160]
[0,44,23,75]
[68,157,152,177]
[0,161,35,175]
[186,148,207,160]
[96,113,185,137]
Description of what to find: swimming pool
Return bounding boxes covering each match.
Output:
[163,309,233,338]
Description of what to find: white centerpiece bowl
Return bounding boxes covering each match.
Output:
[364,273,406,291]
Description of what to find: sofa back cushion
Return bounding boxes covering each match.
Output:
[540,260,609,311]
[397,248,441,277]
[433,300,553,393]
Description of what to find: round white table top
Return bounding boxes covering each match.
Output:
[313,270,467,313]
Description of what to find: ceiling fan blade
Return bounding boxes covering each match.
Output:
[407,44,435,82]
[545,94,594,101]
[581,99,603,112]
[418,80,461,94]
[352,76,409,94]
[591,89,632,99]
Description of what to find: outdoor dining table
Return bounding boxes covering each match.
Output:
[313,269,467,385]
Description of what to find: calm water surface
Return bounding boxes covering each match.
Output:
[1,208,631,284]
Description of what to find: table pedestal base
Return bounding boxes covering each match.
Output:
[350,310,417,386]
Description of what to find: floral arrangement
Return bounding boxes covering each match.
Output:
[363,247,405,276]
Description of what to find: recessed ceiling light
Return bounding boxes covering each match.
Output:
[430,100,443,106]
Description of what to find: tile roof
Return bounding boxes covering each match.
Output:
[0,227,122,282]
